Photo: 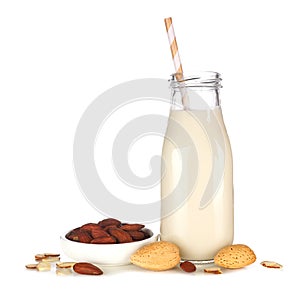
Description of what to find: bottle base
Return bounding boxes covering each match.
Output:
[180,258,214,265]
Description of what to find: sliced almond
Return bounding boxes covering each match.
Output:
[35,254,47,261]
[204,267,223,274]
[36,262,51,272]
[260,261,283,269]
[41,256,60,262]
[25,263,38,270]
[44,253,60,257]
[56,262,76,269]
[56,268,72,276]
[35,253,60,261]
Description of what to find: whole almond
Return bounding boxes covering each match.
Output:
[65,228,81,241]
[102,224,118,231]
[143,230,151,239]
[120,224,145,231]
[80,223,101,232]
[90,227,110,239]
[108,228,133,243]
[71,231,93,243]
[98,218,121,228]
[180,261,196,273]
[130,241,180,271]
[127,230,145,241]
[214,244,256,269]
[90,236,117,244]
[73,262,103,275]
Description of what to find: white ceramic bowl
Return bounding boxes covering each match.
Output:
[60,228,158,266]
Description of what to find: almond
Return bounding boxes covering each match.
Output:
[56,262,76,268]
[90,227,110,239]
[35,253,60,261]
[56,268,72,276]
[43,253,60,257]
[98,218,121,228]
[260,261,283,269]
[204,267,223,274]
[130,241,180,271]
[70,230,93,243]
[108,228,133,243]
[80,223,101,232]
[36,262,51,272]
[41,256,60,262]
[180,261,196,273]
[120,224,145,231]
[25,263,38,270]
[127,230,145,241]
[73,262,103,275]
[90,236,117,244]
[35,254,47,261]
[102,224,118,231]
[214,244,256,269]
[65,228,81,241]
[143,230,151,239]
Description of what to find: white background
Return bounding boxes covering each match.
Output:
[1,0,299,298]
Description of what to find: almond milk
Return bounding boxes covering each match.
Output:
[160,107,234,261]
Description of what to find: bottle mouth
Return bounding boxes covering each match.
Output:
[170,71,222,89]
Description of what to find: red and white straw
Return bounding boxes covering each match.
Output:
[164,17,183,78]
[164,17,188,107]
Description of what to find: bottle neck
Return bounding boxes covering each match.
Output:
[170,72,222,110]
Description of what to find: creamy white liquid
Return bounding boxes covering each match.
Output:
[160,107,234,261]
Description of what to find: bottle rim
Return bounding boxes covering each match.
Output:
[170,71,222,89]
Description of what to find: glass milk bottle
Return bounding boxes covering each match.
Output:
[160,72,234,262]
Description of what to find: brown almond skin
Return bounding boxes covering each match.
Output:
[80,223,101,232]
[102,224,118,231]
[127,230,145,241]
[90,227,110,239]
[90,236,117,244]
[65,228,81,240]
[73,262,103,275]
[98,218,121,228]
[25,264,38,269]
[71,230,93,243]
[120,224,145,231]
[180,261,196,273]
[108,227,133,243]
[143,230,151,239]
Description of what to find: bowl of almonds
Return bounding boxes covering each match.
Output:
[60,218,158,266]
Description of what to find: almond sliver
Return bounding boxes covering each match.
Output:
[35,254,47,261]
[56,268,72,276]
[36,262,51,271]
[204,267,222,274]
[35,253,60,259]
[25,263,38,270]
[56,262,76,269]
[44,253,60,257]
[260,261,283,269]
[41,256,60,262]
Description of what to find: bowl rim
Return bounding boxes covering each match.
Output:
[60,228,156,246]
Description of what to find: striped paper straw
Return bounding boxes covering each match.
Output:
[164,17,188,107]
